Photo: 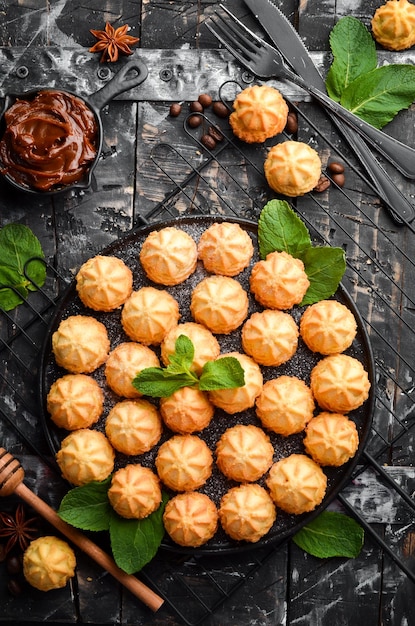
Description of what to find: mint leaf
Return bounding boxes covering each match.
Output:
[109,492,169,574]
[293,511,364,558]
[326,16,377,102]
[133,367,198,397]
[199,356,245,391]
[258,200,311,259]
[58,477,112,532]
[299,246,346,305]
[168,334,194,370]
[340,64,415,129]
[0,223,46,311]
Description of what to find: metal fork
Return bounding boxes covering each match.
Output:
[206,5,415,180]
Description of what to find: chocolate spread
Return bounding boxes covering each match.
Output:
[0,89,98,191]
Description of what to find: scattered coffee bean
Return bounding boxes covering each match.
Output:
[188,114,202,128]
[328,161,345,174]
[198,93,212,108]
[212,101,230,118]
[201,134,217,150]
[8,578,23,597]
[6,554,21,576]
[189,101,204,113]
[208,125,223,142]
[285,111,298,134]
[169,103,182,117]
[331,172,345,187]
[0,543,6,563]
[314,175,331,193]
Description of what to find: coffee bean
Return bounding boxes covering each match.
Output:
[201,134,217,150]
[208,126,223,142]
[285,111,298,134]
[190,101,203,113]
[332,172,345,187]
[198,93,212,108]
[6,554,22,575]
[8,578,23,596]
[328,161,345,174]
[188,114,202,128]
[314,176,331,193]
[0,543,6,563]
[169,103,182,117]
[212,101,230,118]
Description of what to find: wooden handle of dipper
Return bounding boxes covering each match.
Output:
[0,448,164,612]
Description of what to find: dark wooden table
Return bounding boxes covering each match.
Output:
[1,1,415,624]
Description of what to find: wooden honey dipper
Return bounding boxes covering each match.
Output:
[0,447,164,612]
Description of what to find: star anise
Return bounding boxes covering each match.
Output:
[0,504,38,556]
[89,22,139,63]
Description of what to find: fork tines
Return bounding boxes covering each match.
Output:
[205,4,262,67]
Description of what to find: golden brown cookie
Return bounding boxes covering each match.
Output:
[52,315,110,374]
[266,454,327,514]
[108,464,162,519]
[139,226,197,286]
[219,484,277,543]
[155,434,213,491]
[229,85,289,143]
[216,424,274,482]
[208,352,263,414]
[197,221,254,276]
[23,536,76,591]
[105,399,163,455]
[47,374,104,431]
[241,309,299,366]
[105,342,160,398]
[75,255,133,311]
[300,300,357,355]
[371,0,415,50]
[264,141,322,197]
[310,354,371,413]
[256,376,315,436]
[56,429,115,486]
[190,275,249,334]
[163,492,218,547]
[159,386,214,434]
[304,412,359,467]
[250,251,310,310]
[161,322,220,375]
[121,287,180,345]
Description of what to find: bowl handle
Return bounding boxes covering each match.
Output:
[88,58,148,111]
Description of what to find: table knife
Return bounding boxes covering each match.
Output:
[243,0,415,224]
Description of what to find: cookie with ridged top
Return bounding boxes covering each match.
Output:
[250,251,310,310]
[310,354,371,413]
[242,309,299,366]
[56,429,115,486]
[139,226,197,285]
[121,286,180,345]
[304,412,359,467]
[47,373,104,430]
[371,0,415,50]
[105,342,160,398]
[163,492,218,547]
[230,85,289,143]
[264,140,321,197]
[197,221,254,276]
[190,275,249,334]
[159,386,214,434]
[256,376,315,436]
[208,352,263,414]
[155,434,213,491]
[161,322,220,375]
[52,315,110,374]
[300,300,357,355]
[23,536,76,591]
[216,424,274,483]
[105,399,162,455]
[108,464,162,519]
[219,484,277,543]
[76,255,133,311]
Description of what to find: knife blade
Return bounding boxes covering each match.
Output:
[243,0,415,224]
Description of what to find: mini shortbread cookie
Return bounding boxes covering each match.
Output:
[197,221,254,276]
[256,376,315,436]
[139,226,197,286]
[163,492,219,547]
[52,315,110,374]
[300,300,357,355]
[219,484,277,543]
[105,342,160,398]
[159,386,214,434]
[23,536,76,591]
[310,354,371,413]
[304,412,359,467]
[229,85,289,143]
[190,275,249,334]
[208,352,263,414]
[155,434,213,491]
[264,141,322,197]
[121,287,180,345]
[250,251,310,310]
[371,0,415,50]
[216,424,274,483]
[266,454,327,515]
[161,322,220,375]
[242,310,299,366]
[105,399,163,455]
[75,255,133,311]
[56,429,115,486]
[108,464,162,519]
[47,373,104,430]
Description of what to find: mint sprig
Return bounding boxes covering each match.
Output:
[258,200,346,304]
[293,511,364,558]
[132,335,245,398]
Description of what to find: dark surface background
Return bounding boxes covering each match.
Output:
[1,1,415,624]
